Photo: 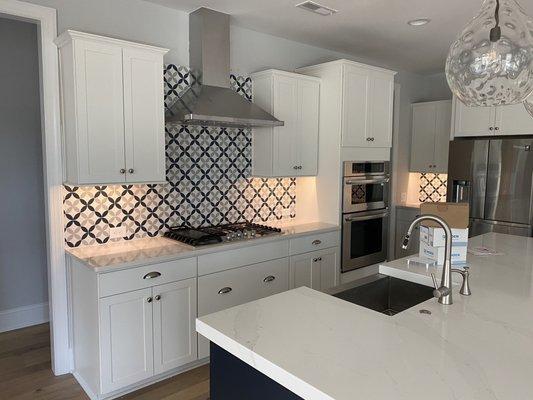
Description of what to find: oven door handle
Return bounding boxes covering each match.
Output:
[345,178,390,185]
[344,212,389,222]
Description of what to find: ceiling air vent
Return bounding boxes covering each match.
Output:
[295,1,338,16]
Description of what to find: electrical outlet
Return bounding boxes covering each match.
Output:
[109,226,127,239]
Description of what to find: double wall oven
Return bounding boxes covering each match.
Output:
[342,161,390,272]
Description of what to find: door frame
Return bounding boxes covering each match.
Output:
[0,0,68,374]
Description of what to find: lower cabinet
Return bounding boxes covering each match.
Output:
[197,258,290,358]
[289,247,339,291]
[99,278,197,394]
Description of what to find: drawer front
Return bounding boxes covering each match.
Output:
[289,231,340,255]
[197,257,289,359]
[198,240,289,276]
[98,258,197,298]
[198,257,289,317]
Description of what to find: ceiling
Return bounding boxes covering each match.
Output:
[144,0,533,74]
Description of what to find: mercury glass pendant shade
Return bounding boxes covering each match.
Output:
[445,0,533,107]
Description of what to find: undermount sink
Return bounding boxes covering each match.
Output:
[328,274,434,316]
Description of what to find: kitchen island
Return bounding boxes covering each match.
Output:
[197,232,533,400]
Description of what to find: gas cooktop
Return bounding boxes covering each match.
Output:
[163,222,282,246]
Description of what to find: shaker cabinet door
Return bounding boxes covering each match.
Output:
[342,65,371,147]
[152,279,198,375]
[368,71,394,148]
[453,97,494,137]
[494,103,533,136]
[297,79,320,175]
[273,75,299,176]
[73,39,126,184]
[123,48,166,183]
[99,288,154,394]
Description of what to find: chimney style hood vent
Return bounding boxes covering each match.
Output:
[165,8,283,128]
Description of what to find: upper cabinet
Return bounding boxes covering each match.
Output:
[410,100,452,173]
[56,31,168,185]
[341,64,395,148]
[452,96,533,138]
[251,70,320,177]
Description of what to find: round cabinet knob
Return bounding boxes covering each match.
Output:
[298,166,303,170]
[128,168,134,174]
[489,127,494,131]
[293,166,298,170]
[494,127,499,131]
[154,295,161,301]
[120,168,126,174]
[147,297,153,303]
[366,137,372,141]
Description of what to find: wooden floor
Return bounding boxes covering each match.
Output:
[0,324,210,400]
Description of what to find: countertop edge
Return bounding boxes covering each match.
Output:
[196,318,335,400]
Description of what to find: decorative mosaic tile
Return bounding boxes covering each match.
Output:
[419,173,448,203]
[63,66,296,248]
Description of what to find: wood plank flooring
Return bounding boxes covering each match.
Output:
[0,324,210,400]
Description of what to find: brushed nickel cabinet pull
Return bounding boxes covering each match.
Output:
[143,271,161,279]
[147,297,153,303]
[128,168,135,173]
[312,239,322,246]
[154,295,161,301]
[263,275,276,283]
[120,168,126,174]
[218,287,232,295]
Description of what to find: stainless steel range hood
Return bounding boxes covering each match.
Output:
[165,8,283,128]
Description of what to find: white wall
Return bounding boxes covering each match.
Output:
[25,0,189,65]
[0,18,48,312]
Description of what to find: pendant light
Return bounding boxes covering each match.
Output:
[445,0,533,107]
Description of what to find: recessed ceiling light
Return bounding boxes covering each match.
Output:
[296,1,338,16]
[407,18,431,26]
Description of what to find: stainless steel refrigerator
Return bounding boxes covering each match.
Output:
[447,138,533,237]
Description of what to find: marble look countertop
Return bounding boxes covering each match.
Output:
[66,221,339,272]
[197,233,533,400]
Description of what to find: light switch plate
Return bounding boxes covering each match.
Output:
[109,226,127,239]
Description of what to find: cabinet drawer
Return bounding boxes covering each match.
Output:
[98,258,197,298]
[198,258,289,317]
[289,231,340,255]
[198,240,289,276]
[197,257,289,358]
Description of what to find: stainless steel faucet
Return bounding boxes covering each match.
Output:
[402,214,456,305]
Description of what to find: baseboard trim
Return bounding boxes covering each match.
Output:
[0,302,49,333]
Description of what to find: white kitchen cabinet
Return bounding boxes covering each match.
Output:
[410,100,452,173]
[70,257,197,398]
[341,64,395,148]
[494,103,533,135]
[251,70,320,177]
[153,279,197,375]
[99,288,154,394]
[56,30,168,185]
[289,247,339,291]
[452,97,533,137]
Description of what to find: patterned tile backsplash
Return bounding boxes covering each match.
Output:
[419,173,448,203]
[63,66,296,248]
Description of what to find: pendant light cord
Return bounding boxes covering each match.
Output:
[490,0,502,42]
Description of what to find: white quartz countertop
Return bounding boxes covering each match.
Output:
[196,233,533,400]
[66,221,339,272]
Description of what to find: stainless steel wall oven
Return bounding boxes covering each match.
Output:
[342,161,390,272]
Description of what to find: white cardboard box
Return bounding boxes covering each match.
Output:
[420,226,469,247]
[419,241,467,266]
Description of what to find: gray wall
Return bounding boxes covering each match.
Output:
[0,18,48,311]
